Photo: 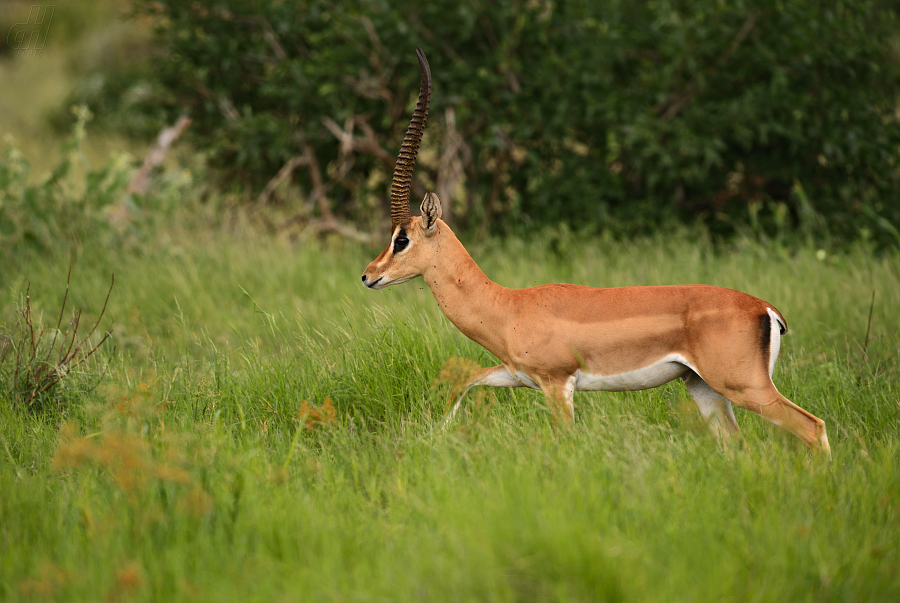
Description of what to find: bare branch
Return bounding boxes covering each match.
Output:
[3,273,114,410]
[360,17,388,68]
[476,146,510,243]
[219,97,239,122]
[49,267,71,354]
[126,116,193,196]
[253,155,308,212]
[321,115,426,203]
[261,19,286,60]
[84,274,115,343]
[323,116,395,170]
[436,107,470,226]
[302,144,336,223]
[308,218,376,244]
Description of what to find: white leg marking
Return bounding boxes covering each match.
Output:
[683,372,738,439]
[561,374,576,418]
[766,307,782,378]
[536,375,577,421]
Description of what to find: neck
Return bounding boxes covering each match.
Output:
[422,224,508,358]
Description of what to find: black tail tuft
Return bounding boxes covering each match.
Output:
[759,313,771,369]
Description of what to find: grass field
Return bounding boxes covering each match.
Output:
[1,226,899,602]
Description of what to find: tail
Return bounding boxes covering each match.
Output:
[769,306,787,335]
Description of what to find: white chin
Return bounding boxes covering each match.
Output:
[376,275,415,289]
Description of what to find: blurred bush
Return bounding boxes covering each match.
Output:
[131,0,900,245]
[0,108,130,255]
[49,38,168,141]
[0,106,193,258]
[41,1,170,141]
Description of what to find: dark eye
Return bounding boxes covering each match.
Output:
[393,237,409,253]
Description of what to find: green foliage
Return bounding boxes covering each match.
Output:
[50,57,168,141]
[132,0,900,244]
[0,106,196,257]
[0,108,132,255]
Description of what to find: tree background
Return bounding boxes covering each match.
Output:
[3,0,900,247]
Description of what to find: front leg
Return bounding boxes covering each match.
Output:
[538,374,577,426]
[446,365,523,422]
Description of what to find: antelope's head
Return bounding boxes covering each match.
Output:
[362,48,444,290]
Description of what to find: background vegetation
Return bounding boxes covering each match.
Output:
[1,1,899,601]
[126,0,900,243]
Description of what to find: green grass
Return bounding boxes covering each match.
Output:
[1,227,899,601]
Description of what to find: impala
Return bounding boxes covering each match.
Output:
[362,48,830,454]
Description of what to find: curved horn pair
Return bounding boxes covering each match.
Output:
[390,47,431,227]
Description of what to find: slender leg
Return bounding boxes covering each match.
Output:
[721,382,830,455]
[538,375,577,427]
[682,371,740,440]
[445,365,523,422]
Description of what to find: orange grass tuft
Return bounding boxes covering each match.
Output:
[179,486,214,518]
[298,398,337,431]
[53,425,191,496]
[18,562,70,598]
[435,357,481,410]
[106,561,143,603]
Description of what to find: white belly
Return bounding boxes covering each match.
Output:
[574,354,691,392]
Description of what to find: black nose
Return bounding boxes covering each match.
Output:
[361,275,366,282]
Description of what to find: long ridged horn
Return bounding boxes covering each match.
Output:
[390,47,431,227]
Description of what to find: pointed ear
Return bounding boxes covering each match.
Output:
[420,191,442,236]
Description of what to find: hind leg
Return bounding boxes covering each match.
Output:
[721,382,830,455]
[682,370,739,440]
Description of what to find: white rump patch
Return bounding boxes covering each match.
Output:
[574,354,693,392]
